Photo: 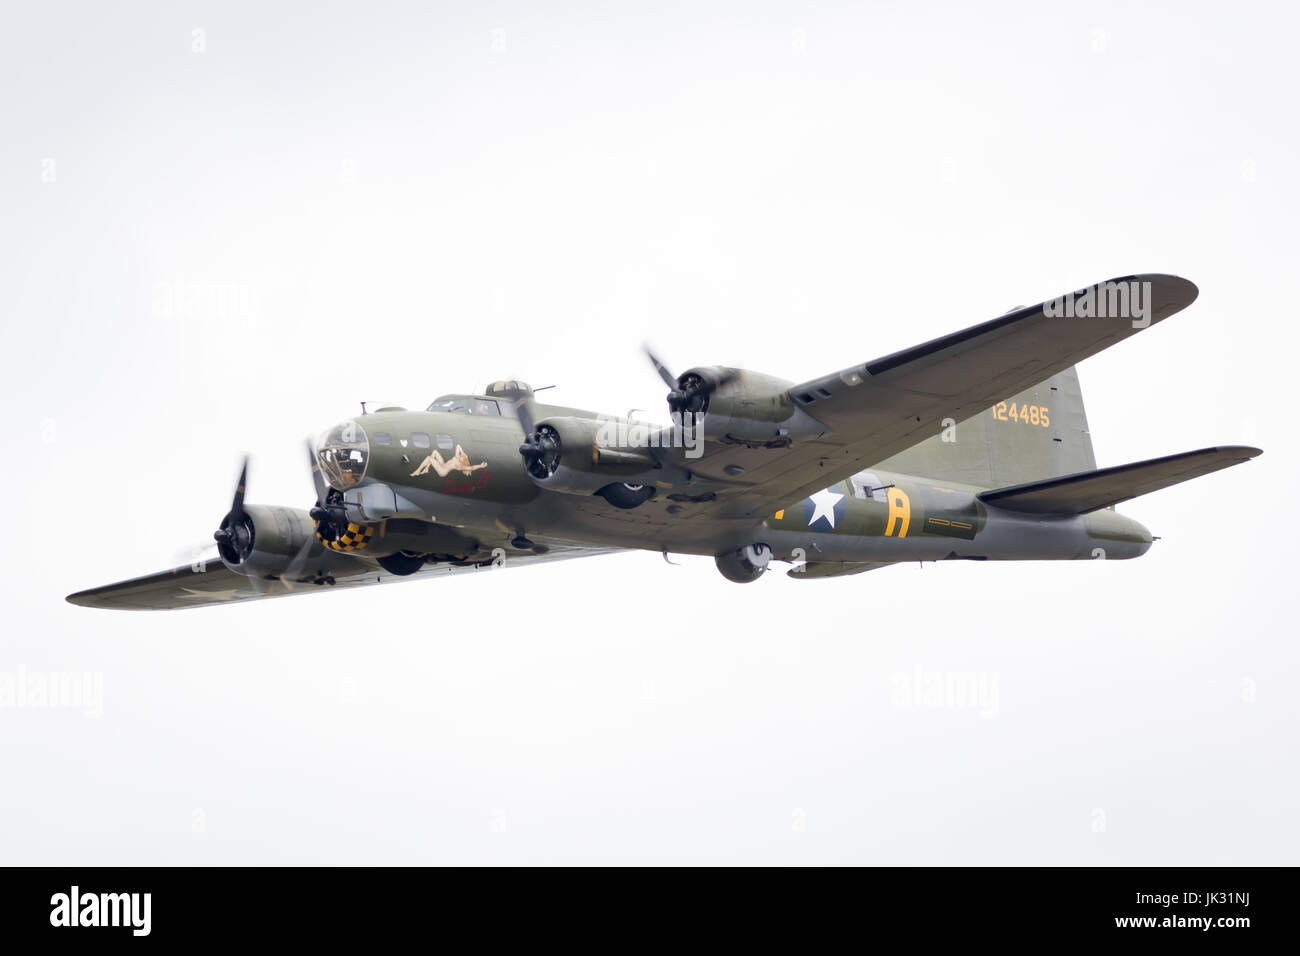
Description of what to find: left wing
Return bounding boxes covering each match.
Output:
[66,544,616,611]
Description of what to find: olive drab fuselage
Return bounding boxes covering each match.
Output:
[314,395,1151,567]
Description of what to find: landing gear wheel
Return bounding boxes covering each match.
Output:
[598,482,655,510]
[715,543,772,583]
[377,551,427,576]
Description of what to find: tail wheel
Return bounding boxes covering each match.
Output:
[598,482,655,510]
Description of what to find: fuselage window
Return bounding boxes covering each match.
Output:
[373,431,392,446]
[436,433,454,451]
[411,432,431,449]
[850,472,887,502]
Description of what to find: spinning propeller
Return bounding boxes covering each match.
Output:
[210,451,332,591]
[644,347,737,418]
[512,388,562,479]
[212,457,253,565]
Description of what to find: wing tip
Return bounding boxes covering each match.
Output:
[1109,273,1199,319]
[1215,444,1263,460]
[65,587,120,610]
[1157,273,1199,315]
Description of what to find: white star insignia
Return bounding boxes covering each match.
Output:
[807,487,844,530]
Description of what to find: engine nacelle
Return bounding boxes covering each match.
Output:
[524,415,662,496]
[679,367,825,447]
[715,543,773,583]
[217,504,325,578]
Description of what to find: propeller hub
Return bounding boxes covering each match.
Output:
[667,372,712,418]
[519,424,562,479]
[214,510,254,565]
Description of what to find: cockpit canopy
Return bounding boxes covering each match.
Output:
[316,421,369,490]
[427,381,530,416]
[426,396,504,416]
[484,380,532,399]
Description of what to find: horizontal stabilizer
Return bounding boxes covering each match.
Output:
[978,446,1261,516]
[788,561,889,579]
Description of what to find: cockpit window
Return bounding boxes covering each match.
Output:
[316,421,369,490]
[411,432,431,449]
[427,398,469,413]
[426,396,502,415]
[373,431,392,446]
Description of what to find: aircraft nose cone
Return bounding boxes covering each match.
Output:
[314,420,370,490]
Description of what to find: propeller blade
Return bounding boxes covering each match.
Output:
[214,455,254,562]
[276,531,317,592]
[644,346,678,389]
[306,439,329,504]
[230,456,249,522]
[514,394,537,441]
[176,541,219,569]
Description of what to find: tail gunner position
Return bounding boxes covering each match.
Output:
[68,274,1261,608]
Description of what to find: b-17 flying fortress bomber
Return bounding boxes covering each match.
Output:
[68,274,1260,609]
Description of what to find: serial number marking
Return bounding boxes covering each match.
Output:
[992,401,1050,427]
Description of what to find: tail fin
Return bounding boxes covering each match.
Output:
[978,446,1262,515]
[874,366,1097,487]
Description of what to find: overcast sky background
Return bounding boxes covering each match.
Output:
[2,0,1296,864]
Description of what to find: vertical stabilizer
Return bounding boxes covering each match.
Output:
[873,366,1097,488]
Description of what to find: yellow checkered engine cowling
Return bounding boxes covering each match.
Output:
[314,520,374,553]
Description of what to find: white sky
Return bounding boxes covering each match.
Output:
[1,0,1296,864]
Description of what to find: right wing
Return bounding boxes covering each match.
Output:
[677,274,1199,519]
[66,543,617,611]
